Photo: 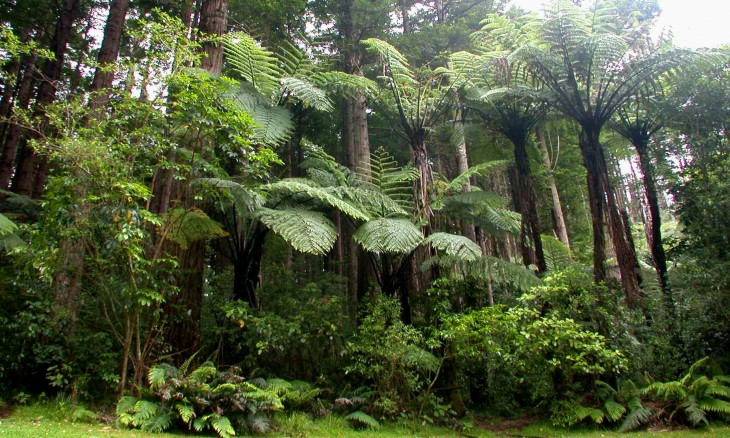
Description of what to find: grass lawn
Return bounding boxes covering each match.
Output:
[1,404,729,437]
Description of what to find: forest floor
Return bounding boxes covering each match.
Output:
[1,404,729,437]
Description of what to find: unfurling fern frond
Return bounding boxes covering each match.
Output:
[344,410,380,429]
[354,218,423,254]
[257,208,336,256]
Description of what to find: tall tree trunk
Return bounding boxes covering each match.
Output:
[399,0,411,34]
[89,0,131,110]
[536,127,570,247]
[12,0,81,197]
[159,0,229,362]
[580,127,642,306]
[0,57,37,189]
[454,106,477,242]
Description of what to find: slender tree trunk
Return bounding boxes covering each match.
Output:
[579,129,608,283]
[454,106,477,242]
[635,141,671,310]
[536,127,570,247]
[399,0,411,34]
[411,132,432,222]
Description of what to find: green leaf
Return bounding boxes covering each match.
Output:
[264,179,369,221]
[175,403,196,424]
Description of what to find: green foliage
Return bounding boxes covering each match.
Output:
[344,410,381,429]
[116,362,283,436]
[161,208,228,249]
[347,296,439,418]
[642,357,730,428]
[445,299,626,410]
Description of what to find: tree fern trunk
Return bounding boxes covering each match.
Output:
[512,135,546,273]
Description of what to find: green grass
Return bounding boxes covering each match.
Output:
[2,404,730,437]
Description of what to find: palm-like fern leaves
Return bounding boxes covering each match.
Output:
[353,218,423,254]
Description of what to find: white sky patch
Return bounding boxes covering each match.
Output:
[507,0,730,49]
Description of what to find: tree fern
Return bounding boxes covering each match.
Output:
[353,218,423,254]
[257,207,336,256]
[280,77,333,111]
[264,179,369,221]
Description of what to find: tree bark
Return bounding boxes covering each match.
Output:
[454,106,477,242]
[512,135,546,273]
[199,0,228,75]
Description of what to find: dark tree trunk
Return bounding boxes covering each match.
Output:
[12,0,81,197]
[231,225,268,308]
[512,135,547,273]
[635,142,671,310]
[411,132,432,221]
[0,57,37,189]
[580,127,643,306]
[89,0,131,110]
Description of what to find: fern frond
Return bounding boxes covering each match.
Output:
[188,363,217,383]
[162,208,228,249]
[264,179,370,221]
[0,212,18,238]
[175,403,196,424]
[699,397,730,415]
[423,232,482,261]
[281,77,333,111]
[541,234,573,270]
[144,410,174,433]
[604,400,626,422]
[224,32,281,95]
[575,405,605,424]
[257,207,336,255]
[362,39,413,80]
[148,364,174,390]
[211,415,236,438]
[345,410,380,429]
[264,378,292,395]
[683,396,709,427]
[354,218,423,254]
[447,160,508,192]
[618,406,653,432]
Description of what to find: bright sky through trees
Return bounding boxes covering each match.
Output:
[508,0,730,49]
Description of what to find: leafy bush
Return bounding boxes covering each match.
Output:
[116,361,283,437]
[346,296,439,418]
[446,303,626,411]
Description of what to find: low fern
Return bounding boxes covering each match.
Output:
[344,410,381,430]
[116,362,283,437]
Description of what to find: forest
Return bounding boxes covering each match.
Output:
[1,0,730,436]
